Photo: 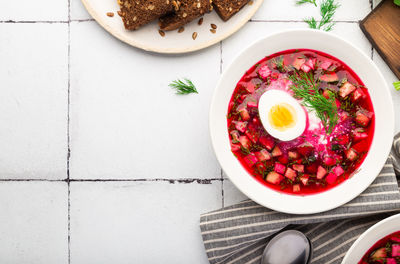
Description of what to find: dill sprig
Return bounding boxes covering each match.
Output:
[288,71,338,134]
[296,0,317,6]
[394,81,400,91]
[169,78,198,95]
[302,0,340,31]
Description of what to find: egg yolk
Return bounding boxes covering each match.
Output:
[268,103,297,131]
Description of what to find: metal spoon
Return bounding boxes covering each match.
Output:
[261,230,312,264]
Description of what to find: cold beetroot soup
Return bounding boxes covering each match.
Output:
[227,49,375,195]
[359,231,400,264]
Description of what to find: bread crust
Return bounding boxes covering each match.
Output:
[212,0,249,21]
[118,0,179,30]
[159,0,213,31]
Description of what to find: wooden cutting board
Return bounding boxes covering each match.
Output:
[360,0,400,79]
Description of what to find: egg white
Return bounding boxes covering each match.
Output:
[258,89,306,141]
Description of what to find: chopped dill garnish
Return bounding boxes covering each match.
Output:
[169,78,198,95]
[300,0,340,31]
[295,0,317,6]
[271,56,285,72]
[288,71,338,134]
[394,81,400,91]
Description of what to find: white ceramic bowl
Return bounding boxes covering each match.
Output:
[209,29,394,214]
[342,213,400,263]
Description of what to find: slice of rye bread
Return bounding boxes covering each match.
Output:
[159,0,212,31]
[118,0,180,30]
[212,0,250,21]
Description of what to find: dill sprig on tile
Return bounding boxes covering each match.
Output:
[169,78,198,95]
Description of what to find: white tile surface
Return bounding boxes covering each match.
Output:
[70,181,222,264]
[0,0,68,21]
[222,22,371,72]
[223,179,248,207]
[373,50,400,133]
[70,0,92,20]
[0,23,68,179]
[69,21,221,180]
[253,0,371,21]
[0,182,68,264]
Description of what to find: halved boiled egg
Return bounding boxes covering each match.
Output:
[258,89,306,141]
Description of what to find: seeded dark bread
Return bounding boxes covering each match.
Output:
[212,0,250,21]
[118,0,180,30]
[159,0,212,31]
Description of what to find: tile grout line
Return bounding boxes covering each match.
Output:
[67,0,71,263]
[219,40,224,208]
[370,0,374,60]
[0,178,224,182]
[0,19,365,24]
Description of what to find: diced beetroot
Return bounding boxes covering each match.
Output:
[351,88,366,102]
[285,167,297,181]
[230,130,240,142]
[306,163,318,174]
[247,101,257,108]
[319,73,338,83]
[340,111,350,122]
[266,171,284,185]
[239,108,251,121]
[317,166,327,179]
[305,58,316,70]
[274,163,286,174]
[355,110,372,127]
[323,155,337,166]
[293,184,301,193]
[293,164,304,173]
[293,58,306,70]
[259,136,275,151]
[297,142,314,156]
[255,149,271,161]
[252,117,261,126]
[371,247,387,259]
[233,121,247,133]
[386,259,396,264]
[320,60,332,70]
[346,148,358,161]
[352,128,368,142]
[278,154,289,164]
[333,166,344,176]
[231,143,240,152]
[288,151,299,160]
[258,65,272,80]
[339,82,356,98]
[245,82,255,93]
[239,136,250,149]
[245,130,259,144]
[326,173,338,185]
[300,175,309,185]
[392,244,400,257]
[244,154,258,167]
[301,64,311,73]
[271,146,283,157]
[335,134,350,145]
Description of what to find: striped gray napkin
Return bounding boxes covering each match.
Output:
[200,133,400,264]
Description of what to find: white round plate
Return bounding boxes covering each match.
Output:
[342,213,400,263]
[81,0,263,54]
[209,29,395,214]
